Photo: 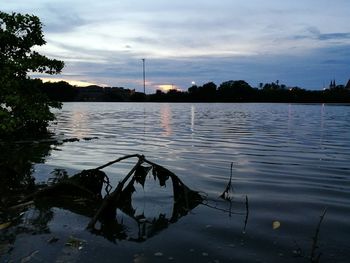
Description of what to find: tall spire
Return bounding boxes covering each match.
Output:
[329,79,336,89]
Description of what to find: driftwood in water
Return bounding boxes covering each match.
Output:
[87,154,203,230]
[6,154,203,240]
[2,153,253,243]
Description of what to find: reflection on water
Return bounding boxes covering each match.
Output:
[69,109,91,139]
[1,103,350,262]
[0,140,54,204]
[160,104,172,137]
[191,105,195,133]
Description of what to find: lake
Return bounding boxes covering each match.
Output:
[1,103,350,262]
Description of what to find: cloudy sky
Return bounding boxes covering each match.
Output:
[3,0,350,92]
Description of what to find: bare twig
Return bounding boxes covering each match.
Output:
[220,162,234,201]
[243,195,249,233]
[310,208,327,263]
[201,202,244,215]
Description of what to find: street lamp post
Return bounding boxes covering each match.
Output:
[142,58,146,94]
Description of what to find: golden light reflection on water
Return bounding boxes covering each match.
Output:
[160,104,172,136]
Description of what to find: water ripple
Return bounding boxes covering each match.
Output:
[42,102,350,261]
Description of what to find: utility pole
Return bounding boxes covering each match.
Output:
[142,58,146,94]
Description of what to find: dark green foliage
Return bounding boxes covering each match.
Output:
[130,91,147,102]
[41,81,78,101]
[323,86,350,102]
[149,80,350,103]
[187,82,217,101]
[34,78,350,103]
[0,11,64,137]
[40,82,134,102]
[218,80,255,101]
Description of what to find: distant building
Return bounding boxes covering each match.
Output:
[329,79,336,89]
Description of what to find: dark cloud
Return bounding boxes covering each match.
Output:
[42,4,88,33]
[318,33,350,41]
[293,27,350,41]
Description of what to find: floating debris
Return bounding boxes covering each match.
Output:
[0,222,11,230]
[62,138,80,143]
[65,236,86,249]
[272,221,281,230]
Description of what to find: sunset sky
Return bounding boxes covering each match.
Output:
[3,0,350,92]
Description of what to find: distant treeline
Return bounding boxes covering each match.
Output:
[41,80,350,103]
[40,81,134,102]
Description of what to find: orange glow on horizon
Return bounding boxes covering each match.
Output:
[40,77,103,87]
[157,84,181,92]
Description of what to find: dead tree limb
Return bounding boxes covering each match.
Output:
[87,155,144,229]
[96,154,142,170]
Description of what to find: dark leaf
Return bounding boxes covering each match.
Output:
[134,165,151,187]
[152,165,170,187]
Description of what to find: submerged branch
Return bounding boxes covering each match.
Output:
[87,156,144,229]
[3,154,248,243]
[220,162,234,201]
[201,202,245,216]
[243,195,249,233]
[310,208,327,263]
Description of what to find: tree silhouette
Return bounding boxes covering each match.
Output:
[0,11,64,137]
[218,80,255,101]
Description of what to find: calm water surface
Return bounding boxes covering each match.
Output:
[2,103,350,262]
